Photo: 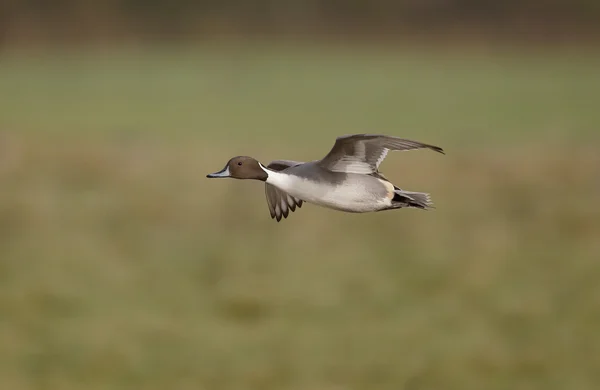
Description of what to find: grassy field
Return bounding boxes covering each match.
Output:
[1,42,600,390]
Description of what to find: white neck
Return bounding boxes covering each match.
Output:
[259,163,293,190]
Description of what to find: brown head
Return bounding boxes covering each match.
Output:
[206,156,268,181]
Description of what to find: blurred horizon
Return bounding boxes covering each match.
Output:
[2,0,600,48]
[2,2,600,390]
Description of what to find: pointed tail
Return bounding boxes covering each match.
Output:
[392,190,435,210]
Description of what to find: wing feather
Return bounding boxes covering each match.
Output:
[318,134,444,174]
[264,160,305,222]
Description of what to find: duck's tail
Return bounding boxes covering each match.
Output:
[391,189,434,210]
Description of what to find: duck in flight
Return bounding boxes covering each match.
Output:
[207,134,445,222]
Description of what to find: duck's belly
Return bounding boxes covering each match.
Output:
[282,176,391,213]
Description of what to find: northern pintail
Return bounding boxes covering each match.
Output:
[207,134,444,222]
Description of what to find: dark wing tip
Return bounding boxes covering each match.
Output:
[430,145,445,154]
[394,137,446,155]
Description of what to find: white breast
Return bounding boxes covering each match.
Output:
[264,169,390,213]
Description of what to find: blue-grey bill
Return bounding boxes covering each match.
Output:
[206,166,230,178]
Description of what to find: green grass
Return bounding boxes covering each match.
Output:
[1,43,599,145]
[1,43,600,390]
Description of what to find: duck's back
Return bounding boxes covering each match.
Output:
[279,162,391,212]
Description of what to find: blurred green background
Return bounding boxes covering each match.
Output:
[1,2,600,390]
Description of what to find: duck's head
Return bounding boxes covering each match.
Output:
[206,156,268,181]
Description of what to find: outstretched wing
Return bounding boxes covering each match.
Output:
[264,160,304,222]
[317,134,444,174]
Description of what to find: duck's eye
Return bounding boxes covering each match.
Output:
[237,162,243,166]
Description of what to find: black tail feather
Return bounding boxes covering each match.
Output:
[392,190,434,210]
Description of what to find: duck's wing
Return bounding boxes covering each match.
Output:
[264,160,304,222]
[266,160,303,171]
[317,134,444,174]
